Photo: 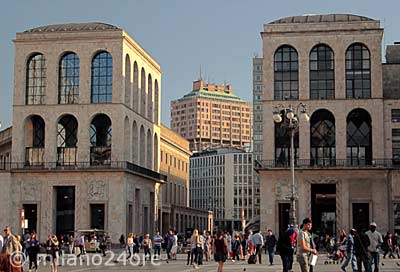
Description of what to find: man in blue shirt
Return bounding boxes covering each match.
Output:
[341,229,358,272]
[166,229,175,260]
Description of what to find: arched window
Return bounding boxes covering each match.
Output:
[125,55,131,106]
[26,54,46,105]
[274,45,298,100]
[59,53,79,104]
[275,117,299,166]
[310,109,335,166]
[90,114,112,165]
[132,121,138,164]
[133,62,139,112]
[140,68,146,116]
[147,129,152,169]
[310,45,334,99]
[154,80,159,124]
[140,126,146,166]
[91,51,113,103]
[346,43,371,98]
[57,115,78,165]
[24,115,45,165]
[154,133,158,171]
[347,108,372,165]
[147,74,153,121]
[124,116,130,161]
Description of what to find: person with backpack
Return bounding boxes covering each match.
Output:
[214,230,228,272]
[354,229,370,272]
[277,228,295,272]
[231,234,241,261]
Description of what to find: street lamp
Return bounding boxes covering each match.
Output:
[272,103,309,226]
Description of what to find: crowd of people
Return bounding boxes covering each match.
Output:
[1,221,400,272]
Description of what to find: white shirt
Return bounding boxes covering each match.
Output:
[0,235,3,251]
[251,232,264,246]
[173,235,178,247]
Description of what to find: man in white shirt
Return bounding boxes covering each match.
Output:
[365,222,383,272]
[251,230,264,264]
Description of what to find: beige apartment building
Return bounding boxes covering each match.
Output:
[257,14,400,236]
[160,125,212,233]
[0,22,166,242]
[171,80,252,152]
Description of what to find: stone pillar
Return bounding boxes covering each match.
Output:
[299,119,310,160]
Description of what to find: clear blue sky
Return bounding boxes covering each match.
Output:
[0,0,399,128]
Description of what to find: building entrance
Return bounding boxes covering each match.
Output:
[311,184,336,236]
[55,186,75,236]
[23,204,37,234]
[278,203,290,235]
[352,203,369,232]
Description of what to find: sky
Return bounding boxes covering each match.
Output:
[0,0,399,129]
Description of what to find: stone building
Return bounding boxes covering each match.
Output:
[0,22,166,241]
[160,124,212,234]
[256,14,400,235]
[171,80,252,152]
[190,147,255,231]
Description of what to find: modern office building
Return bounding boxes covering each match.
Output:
[190,147,256,231]
[160,124,212,234]
[171,80,252,152]
[0,22,166,241]
[256,14,400,235]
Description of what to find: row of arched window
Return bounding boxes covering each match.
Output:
[275,108,372,166]
[24,113,158,170]
[25,51,159,123]
[274,43,371,100]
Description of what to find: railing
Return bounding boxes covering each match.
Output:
[90,146,111,166]
[57,147,77,166]
[25,147,45,166]
[256,159,400,169]
[6,161,167,182]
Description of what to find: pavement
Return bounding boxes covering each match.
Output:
[20,252,400,272]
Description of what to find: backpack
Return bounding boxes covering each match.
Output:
[248,254,257,264]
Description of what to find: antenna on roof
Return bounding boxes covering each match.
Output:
[199,65,203,81]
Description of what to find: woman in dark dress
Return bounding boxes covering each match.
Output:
[213,230,228,272]
[27,233,40,271]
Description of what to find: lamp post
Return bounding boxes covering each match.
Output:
[272,103,309,226]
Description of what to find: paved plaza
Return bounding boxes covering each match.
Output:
[19,252,400,272]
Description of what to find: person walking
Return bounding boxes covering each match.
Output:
[119,234,125,248]
[393,232,400,259]
[171,231,178,260]
[231,235,241,261]
[266,229,277,265]
[27,232,40,272]
[166,229,174,260]
[297,218,318,272]
[99,236,107,257]
[383,232,395,259]
[277,228,295,272]
[126,233,134,260]
[153,231,163,260]
[214,230,228,272]
[2,226,21,254]
[203,231,211,262]
[251,230,264,264]
[190,229,201,269]
[341,228,358,272]
[365,222,383,272]
[77,234,86,258]
[68,235,74,254]
[142,234,152,261]
[48,234,59,272]
[354,229,370,272]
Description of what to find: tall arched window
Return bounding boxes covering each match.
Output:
[274,45,298,100]
[310,45,334,99]
[147,74,153,121]
[90,114,112,165]
[140,68,146,116]
[347,108,372,165]
[24,115,45,165]
[91,51,113,103]
[147,129,152,169]
[124,116,130,161]
[346,43,371,99]
[154,80,159,124]
[275,118,299,166]
[59,53,80,104]
[125,54,131,106]
[132,121,138,164]
[310,109,335,166]
[133,62,139,112]
[140,126,146,166]
[57,115,78,165]
[26,53,46,105]
[153,133,158,171]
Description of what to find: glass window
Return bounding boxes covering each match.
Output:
[275,115,299,166]
[91,51,113,103]
[346,43,371,99]
[274,46,298,100]
[26,53,46,105]
[310,109,336,166]
[393,129,400,164]
[59,53,79,104]
[392,109,400,122]
[309,45,335,99]
[346,109,372,165]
